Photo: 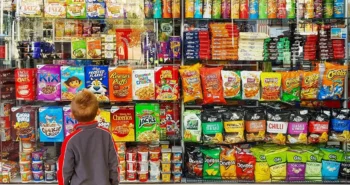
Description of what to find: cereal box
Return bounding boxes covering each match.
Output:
[20,1,43,17]
[108,67,132,102]
[110,106,134,141]
[106,3,123,18]
[0,84,15,100]
[155,66,179,100]
[39,106,64,142]
[96,109,110,129]
[71,37,87,59]
[0,102,14,128]
[15,68,37,101]
[44,2,66,18]
[85,66,109,102]
[11,106,38,142]
[135,103,160,142]
[37,65,61,101]
[87,2,106,19]
[160,103,180,140]
[87,37,102,59]
[66,0,86,19]
[61,66,85,101]
[63,106,78,137]
[132,69,155,100]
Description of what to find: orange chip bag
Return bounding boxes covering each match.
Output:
[260,72,281,101]
[200,67,226,104]
[318,62,347,100]
[301,71,319,100]
[179,63,203,103]
[220,147,237,179]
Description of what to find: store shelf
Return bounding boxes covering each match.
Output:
[9,176,57,184]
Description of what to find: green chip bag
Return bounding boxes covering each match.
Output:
[305,162,322,181]
[321,148,344,162]
[201,147,221,180]
[306,150,324,162]
[221,70,241,99]
[265,147,288,181]
[251,146,267,162]
[183,110,202,142]
[287,150,307,163]
[281,71,301,102]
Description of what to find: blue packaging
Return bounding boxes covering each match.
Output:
[39,106,64,142]
[184,44,200,49]
[153,0,162,18]
[322,160,341,180]
[194,0,203,18]
[85,65,109,102]
[61,66,85,101]
[249,0,259,19]
[184,31,200,36]
[185,49,200,53]
[87,2,106,19]
[334,0,345,18]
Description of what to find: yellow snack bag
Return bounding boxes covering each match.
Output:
[220,147,237,179]
[179,63,203,103]
[255,162,271,182]
[260,72,282,101]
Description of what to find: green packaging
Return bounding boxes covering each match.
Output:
[135,103,160,142]
[259,0,268,19]
[212,0,222,19]
[71,38,87,59]
[201,147,221,179]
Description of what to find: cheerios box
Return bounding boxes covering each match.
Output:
[135,103,160,142]
[110,106,134,142]
[39,106,64,142]
[63,106,78,137]
[96,109,111,130]
[85,66,109,102]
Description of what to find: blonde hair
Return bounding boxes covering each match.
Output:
[71,89,99,122]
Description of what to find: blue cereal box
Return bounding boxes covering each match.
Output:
[39,106,64,142]
[63,106,78,137]
[61,66,85,101]
[85,65,109,102]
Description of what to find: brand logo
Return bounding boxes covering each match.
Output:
[39,73,59,83]
[329,154,337,160]
[293,156,302,161]
[160,70,172,79]
[327,69,347,79]
[139,114,156,128]
[270,114,281,121]
[286,78,299,87]
[251,114,260,120]
[293,116,303,122]
[237,163,253,169]
[110,73,130,85]
[16,113,30,123]
[186,119,198,130]
[310,155,317,161]
[274,157,282,163]
[220,160,236,170]
[316,116,325,122]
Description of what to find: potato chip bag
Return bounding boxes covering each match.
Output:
[183,110,202,142]
[235,151,256,180]
[330,109,350,142]
[260,72,281,101]
[241,71,261,100]
[201,147,221,180]
[301,71,320,100]
[220,147,236,179]
[265,147,288,181]
[318,62,347,100]
[202,111,223,144]
[222,110,245,144]
[308,111,330,144]
[266,110,289,145]
[287,110,309,144]
[281,71,301,102]
[321,148,344,162]
[200,67,226,104]
[179,63,203,103]
[287,150,308,163]
[186,145,203,179]
[221,70,241,99]
[255,162,271,182]
[245,109,266,142]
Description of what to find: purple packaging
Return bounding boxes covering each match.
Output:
[221,0,231,19]
[63,106,78,137]
[37,65,61,101]
[287,122,308,144]
[287,163,306,181]
[169,36,181,59]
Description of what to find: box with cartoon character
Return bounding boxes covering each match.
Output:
[11,106,38,142]
[39,106,64,142]
[95,109,110,129]
[85,66,109,102]
[63,106,78,137]
[61,66,85,101]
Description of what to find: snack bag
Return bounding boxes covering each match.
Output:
[255,162,271,182]
[179,64,203,103]
[266,110,289,145]
[85,65,109,102]
[305,149,323,181]
[330,109,350,142]
[71,37,87,59]
[183,110,202,142]
[260,72,282,101]
[241,71,261,100]
[185,146,203,178]
[110,106,134,142]
[318,62,347,100]
[39,106,64,142]
[61,66,85,101]
[287,110,309,144]
[37,65,61,101]
[301,71,319,100]
[322,160,341,180]
[135,103,160,142]
[340,152,350,179]
[132,69,155,100]
[220,147,236,179]
[321,148,344,162]
[155,66,179,100]
[202,111,223,144]
[200,67,226,104]
[221,70,241,99]
[201,147,221,180]
[235,151,256,180]
[63,106,78,137]
[286,150,307,181]
[265,147,288,181]
[308,111,330,144]
[222,110,245,144]
[95,109,110,130]
[109,67,132,102]
[281,71,301,102]
[86,37,102,59]
[245,109,266,142]
[67,0,87,18]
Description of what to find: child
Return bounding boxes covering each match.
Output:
[58,89,118,185]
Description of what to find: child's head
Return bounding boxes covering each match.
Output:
[65,76,82,88]
[71,89,99,122]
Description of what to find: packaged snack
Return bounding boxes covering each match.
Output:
[330,109,350,142]
[241,71,261,100]
[220,147,236,179]
[318,62,347,100]
[221,70,241,99]
[308,111,330,144]
[179,64,203,103]
[245,109,266,142]
[109,67,132,102]
[15,68,37,101]
[185,146,203,178]
[63,106,78,137]
[20,2,42,17]
[200,67,226,104]
[286,150,307,163]
[202,111,223,144]
[67,1,86,18]
[71,37,87,59]
[183,110,202,142]
[110,106,134,142]
[287,110,309,144]
[321,148,344,162]
[162,148,172,162]
[322,160,341,180]
[135,103,160,142]
[37,65,61,101]
[287,163,306,181]
[106,3,124,18]
[281,71,301,102]
[44,2,66,18]
[305,162,322,181]
[86,37,102,59]
[340,152,350,179]
[11,106,37,142]
[155,66,179,100]
[39,106,64,142]
[160,103,180,139]
[266,110,289,145]
[132,69,155,100]
[301,71,319,100]
[265,147,288,181]
[235,151,256,180]
[95,109,111,129]
[61,66,85,101]
[201,147,221,180]
[260,72,282,101]
[85,65,109,102]
[255,162,271,182]
[222,110,245,143]
[87,2,106,19]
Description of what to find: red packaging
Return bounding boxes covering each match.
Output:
[14,68,37,100]
[126,148,137,161]
[239,0,249,19]
[127,161,137,171]
[110,106,135,142]
[200,67,226,104]
[160,103,180,137]
[277,0,287,18]
[308,113,329,144]
[126,171,137,181]
[138,171,149,182]
[154,66,179,101]
[235,152,256,180]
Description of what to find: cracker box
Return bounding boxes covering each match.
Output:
[110,106,134,142]
[37,65,61,101]
[39,106,64,142]
[155,66,179,100]
[87,37,102,59]
[85,65,109,102]
[15,68,37,101]
[61,66,85,101]
[160,103,180,140]
[71,37,87,59]
[132,69,155,100]
[63,106,78,137]
[96,109,111,130]
[44,2,66,18]
[11,106,38,142]
[108,67,132,102]
[20,1,43,17]
[66,0,86,19]
[87,2,106,19]
[135,103,160,142]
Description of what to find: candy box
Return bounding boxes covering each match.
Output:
[11,106,38,142]
[132,69,155,100]
[66,0,86,18]
[135,103,160,142]
[95,109,110,129]
[86,37,102,59]
[37,65,61,101]
[87,2,105,19]
[63,106,78,137]
[154,66,179,100]
[111,106,134,141]
[61,66,85,101]
[39,106,64,142]
[15,68,37,100]
[85,65,109,102]
[108,67,132,102]
[44,2,66,18]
